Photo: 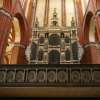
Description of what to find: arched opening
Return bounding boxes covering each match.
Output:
[49,50,60,64]
[61,32,65,38]
[3,17,21,64]
[88,17,96,42]
[84,12,96,42]
[13,17,21,43]
[81,12,99,64]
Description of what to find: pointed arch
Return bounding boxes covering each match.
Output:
[84,11,96,42]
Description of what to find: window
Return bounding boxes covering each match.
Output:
[61,32,65,38]
[45,33,49,38]
[49,34,60,45]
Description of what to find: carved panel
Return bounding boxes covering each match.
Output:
[6,70,15,83]
[37,70,46,83]
[47,70,56,83]
[0,65,100,87]
[27,70,36,82]
[71,70,81,83]
[57,70,68,83]
[15,70,25,82]
[0,70,6,83]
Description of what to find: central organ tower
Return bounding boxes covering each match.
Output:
[25,0,85,64]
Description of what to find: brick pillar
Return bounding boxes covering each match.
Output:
[0,9,12,64]
[10,43,26,64]
[23,0,28,12]
[81,42,100,64]
[74,0,84,44]
[95,12,100,41]
[26,0,34,28]
[3,0,12,11]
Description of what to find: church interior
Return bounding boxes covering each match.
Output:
[0,0,100,64]
[1,0,100,97]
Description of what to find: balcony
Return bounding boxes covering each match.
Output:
[0,64,100,96]
[0,64,100,87]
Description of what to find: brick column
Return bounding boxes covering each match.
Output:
[10,43,26,64]
[0,9,12,64]
[81,42,100,64]
[74,0,84,44]
[23,0,28,12]
[26,0,34,28]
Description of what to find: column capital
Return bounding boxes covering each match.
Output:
[13,43,25,49]
[83,42,100,49]
[0,8,12,20]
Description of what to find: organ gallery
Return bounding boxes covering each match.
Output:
[0,0,100,97]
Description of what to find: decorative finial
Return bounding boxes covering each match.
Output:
[53,8,57,18]
[71,17,75,27]
[51,8,58,26]
[35,17,39,28]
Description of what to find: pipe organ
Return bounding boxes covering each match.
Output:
[25,0,88,64]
